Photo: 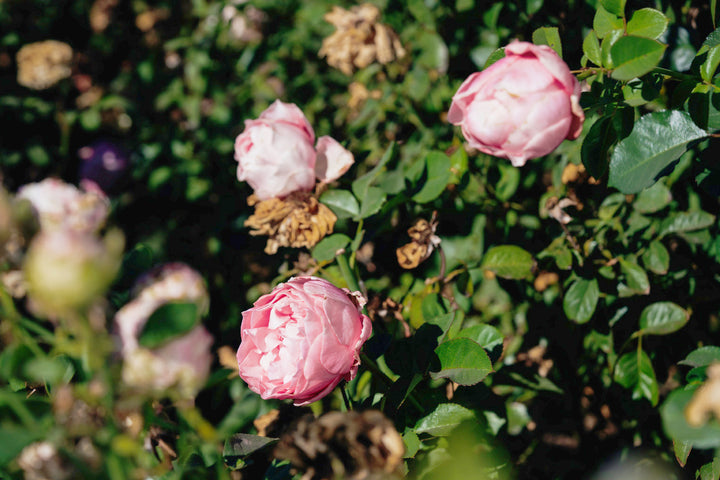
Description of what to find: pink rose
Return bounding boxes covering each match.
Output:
[234,100,354,200]
[236,276,372,406]
[448,41,584,167]
[114,263,213,398]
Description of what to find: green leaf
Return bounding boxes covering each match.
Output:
[352,142,396,200]
[582,115,616,178]
[673,439,692,467]
[608,111,707,194]
[615,350,659,405]
[138,302,199,349]
[610,36,666,81]
[312,234,351,262]
[0,423,44,466]
[601,29,624,68]
[662,387,720,449]
[356,186,387,219]
[702,45,720,82]
[430,338,493,386]
[626,8,668,39]
[223,433,277,468]
[319,189,360,220]
[600,0,626,17]
[699,458,720,480]
[619,258,650,295]
[679,346,720,367]
[484,48,505,68]
[583,30,602,66]
[532,27,562,57]
[637,302,689,336]
[563,278,600,324]
[526,0,543,15]
[412,151,452,203]
[633,182,672,213]
[659,211,716,236]
[481,245,534,280]
[456,324,504,350]
[414,403,476,436]
[641,240,670,274]
[594,5,623,38]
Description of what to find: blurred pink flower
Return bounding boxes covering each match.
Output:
[237,276,372,406]
[234,100,354,200]
[114,263,213,398]
[448,41,584,166]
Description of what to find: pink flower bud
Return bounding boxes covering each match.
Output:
[236,276,372,406]
[448,41,584,166]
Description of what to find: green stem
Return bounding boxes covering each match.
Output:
[337,252,361,293]
[340,382,353,411]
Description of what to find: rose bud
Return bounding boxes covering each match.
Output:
[114,263,213,399]
[234,100,354,200]
[23,229,124,317]
[78,141,129,195]
[448,41,584,167]
[236,276,372,406]
[16,178,109,233]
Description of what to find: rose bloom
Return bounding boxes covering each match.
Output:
[114,263,213,398]
[16,178,109,233]
[448,41,584,166]
[234,100,354,200]
[236,276,372,406]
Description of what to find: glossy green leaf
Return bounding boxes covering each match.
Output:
[356,186,387,219]
[414,403,476,436]
[594,5,623,38]
[412,151,452,203]
[673,439,692,468]
[484,48,505,68]
[699,458,720,480]
[641,240,670,274]
[481,245,534,279]
[679,346,720,367]
[633,182,672,213]
[319,189,360,219]
[702,44,720,82]
[619,258,650,295]
[532,27,562,57]
[312,234,351,262]
[608,111,707,194]
[600,29,624,68]
[430,338,493,386]
[637,302,689,336]
[583,30,602,66]
[600,0,625,17]
[626,8,668,39]
[563,278,599,324]
[581,115,616,178]
[615,350,659,405]
[138,302,199,349]
[352,142,396,200]
[610,36,666,81]
[456,324,504,350]
[659,210,716,236]
[662,387,720,449]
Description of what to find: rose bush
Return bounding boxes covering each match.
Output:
[448,41,584,166]
[234,100,354,200]
[236,276,372,406]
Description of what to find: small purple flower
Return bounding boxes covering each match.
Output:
[78,141,129,194]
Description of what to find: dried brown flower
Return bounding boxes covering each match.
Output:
[319,4,406,75]
[275,410,405,480]
[396,213,440,269]
[17,442,75,480]
[16,40,73,90]
[348,82,382,109]
[245,191,337,255]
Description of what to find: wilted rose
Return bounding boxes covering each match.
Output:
[114,263,213,398]
[17,178,109,233]
[236,276,372,406]
[448,41,584,166]
[234,100,354,200]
